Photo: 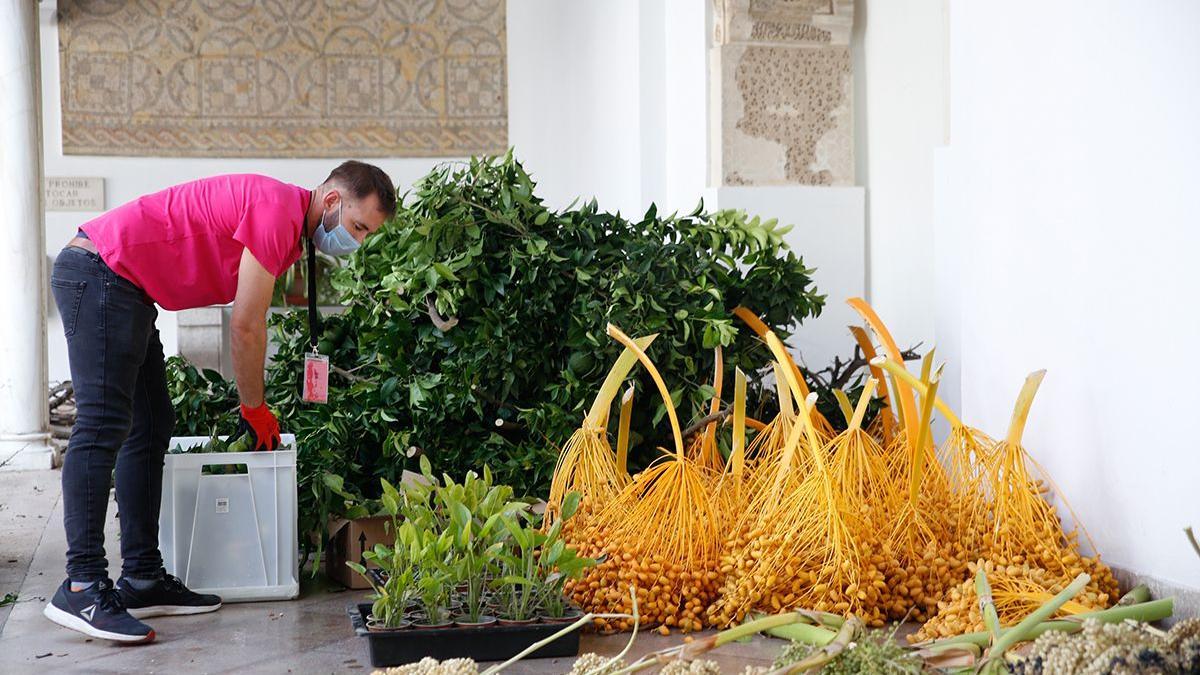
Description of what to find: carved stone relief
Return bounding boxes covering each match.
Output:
[56,0,508,158]
[713,0,854,186]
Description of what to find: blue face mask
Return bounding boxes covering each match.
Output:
[312,200,360,257]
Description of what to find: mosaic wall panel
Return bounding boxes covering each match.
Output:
[57,0,507,158]
[713,0,854,186]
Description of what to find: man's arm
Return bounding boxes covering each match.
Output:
[231,248,276,406]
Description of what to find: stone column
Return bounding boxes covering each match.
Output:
[0,0,53,470]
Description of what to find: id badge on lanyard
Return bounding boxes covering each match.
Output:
[302,234,329,404]
[303,351,329,403]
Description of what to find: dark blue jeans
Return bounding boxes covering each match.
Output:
[51,246,173,582]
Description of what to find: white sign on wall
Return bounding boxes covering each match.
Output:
[45,177,104,211]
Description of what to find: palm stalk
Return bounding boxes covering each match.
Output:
[615,385,635,478]
[605,612,822,675]
[848,325,895,445]
[975,568,1002,643]
[846,298,920,453]
[920,597,1174,650]
[733,306,835,435]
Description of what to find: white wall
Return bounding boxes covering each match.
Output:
[661,0,710,214]
[852,0,948,359]
[507,1,642,215]
[936,0,1200,588]
[507,0,707,217]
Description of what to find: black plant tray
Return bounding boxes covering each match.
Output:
[349,603,581,667]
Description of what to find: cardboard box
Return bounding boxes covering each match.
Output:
[325,471,430,589]
[326,515,391,589]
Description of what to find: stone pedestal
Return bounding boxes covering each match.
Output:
[177,307,236,378]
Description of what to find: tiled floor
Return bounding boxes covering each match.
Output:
[0,469,59,633]
[0,470,783,674]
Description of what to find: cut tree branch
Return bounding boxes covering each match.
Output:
[49,382,73,410]
[803,342,924,392]
[682,406,733,440]
[494,418,523,432]
[426,294,459,332]
[331,365,375,384]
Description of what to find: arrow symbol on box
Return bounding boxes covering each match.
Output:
[358,532,367,565]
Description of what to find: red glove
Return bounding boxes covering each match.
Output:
[238,402,281,451]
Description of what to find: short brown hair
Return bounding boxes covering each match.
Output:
[324,160,397,218]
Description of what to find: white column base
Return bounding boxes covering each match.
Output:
[0,434,56,471]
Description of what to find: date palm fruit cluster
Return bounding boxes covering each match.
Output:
[547,299,1118,641]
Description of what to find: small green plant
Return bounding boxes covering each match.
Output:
[350,537,417,628]
[441,467,522,623]
[490,491,593,622]
[492,511,542,622]
[534,493,588,619]
[348,460,593,629]
[414,529,456,626]
[349,478,418,629]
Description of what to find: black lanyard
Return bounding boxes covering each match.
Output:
[306,225,322,352]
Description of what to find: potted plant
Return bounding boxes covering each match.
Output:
[412,528,455,628]
[492,511,545,624]
[446,498,502,626]
[350,545,415,631]
[349,477,418,630]
[344,468,597,666]
[442,465,527,624]
[533,493,591,623]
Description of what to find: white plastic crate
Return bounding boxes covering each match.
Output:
[160,435,299,602]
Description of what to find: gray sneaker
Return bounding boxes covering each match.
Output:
[43,578,156,643]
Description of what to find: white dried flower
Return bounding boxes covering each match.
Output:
[371,657,479,675]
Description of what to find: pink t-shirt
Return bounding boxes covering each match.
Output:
[80,174,310,311]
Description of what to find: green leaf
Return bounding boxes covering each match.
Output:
[381,492,399,516]
[495,575,535,587]
[451,501,471,532]
[432,262,458,281]
[561,491,582,521]
[322,472,353,499]
[409,382,428,408]
[500,516,530,550]
[545,540,565,565]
